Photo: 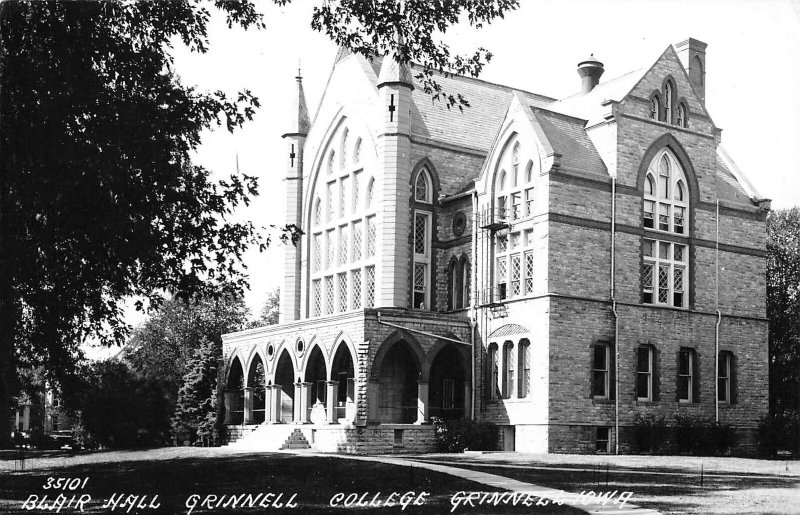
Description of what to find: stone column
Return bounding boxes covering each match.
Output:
[243,387,254,425]
[367,380,380,423]
[326,381,339,424]
[264,385,274,424]
[299,382,312,423]
[223,389,235,424]
[272,385,283,423]
[293,383,302,423]
[415,381,429,424]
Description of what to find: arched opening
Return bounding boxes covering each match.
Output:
[331,342,356,423]
[304,345,327,423]
[226,357,245,424]
[377,341,420,423]
[274,350,295,423]
[247,355,266,424]
[429,344,467,421]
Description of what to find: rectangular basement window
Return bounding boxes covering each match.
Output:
[596,427,610,453]
[394,429,404,446]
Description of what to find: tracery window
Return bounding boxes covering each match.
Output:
[489,139,537,305]
[642,148,689,308]
[310,124,376,317]
[495,228,535,301]
[412,167,434,309]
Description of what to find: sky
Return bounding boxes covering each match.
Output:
[167,0,800,321]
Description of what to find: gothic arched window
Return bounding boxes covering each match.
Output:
[664,81,674,123]
[650,94,661,120]
[310,125,377,318]
[412,166,434,309]
[415,168,432,203]
[642,148,689,308]
[677,103,687,128]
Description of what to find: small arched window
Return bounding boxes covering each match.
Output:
[512,143,520,187]
[366,177,375,208]
[664,82,673,123]
[327,150,335,175]
[340,128,349,168]
[460,257,470,309]
[676,103,687,128]
[353,138,362,165]
[525,160,533,183]
[415,168,432,203]
[650,94,661,120]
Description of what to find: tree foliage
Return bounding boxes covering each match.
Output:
[248,288,280,328]
[312,0,519,109]
[0,0,516,447]
[172,337,220,446]
[66,359,173,448]
[767,207,800,414]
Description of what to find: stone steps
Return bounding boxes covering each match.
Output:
[281,428,311,450]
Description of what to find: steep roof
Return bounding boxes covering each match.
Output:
[531,107,607,175]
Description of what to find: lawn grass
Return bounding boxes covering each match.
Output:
[412,455,800,514]
[0,449,583,514]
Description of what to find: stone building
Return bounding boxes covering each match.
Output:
[221,38,769,454]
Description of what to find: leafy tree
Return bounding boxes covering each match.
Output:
[66,359,172,448]
[767,207,800,415]
[0,0,517,447]
[124,294,249,416]
[248,288,280,328]
[172,337,220,446]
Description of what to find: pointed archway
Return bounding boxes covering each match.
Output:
[304,345,327,423]
[274,350,296,423]
[331,342,356,423]
[247,355,266,424]
[376,341,420,423]
[225,357,245,424]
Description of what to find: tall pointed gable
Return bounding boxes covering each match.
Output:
[283,69,310,137]
[623,44,713,124]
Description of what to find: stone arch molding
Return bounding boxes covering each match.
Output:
[424,337,471,380]
[268,340,300,383]
[243,345,268,388]
[488,323,531,339]
[369,329,427,381]
[303,108,378,229]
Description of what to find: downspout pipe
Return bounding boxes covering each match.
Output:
[471,189,479,420]
[376,312,469,346]
[715,200,721,423]
[611,176,619,454]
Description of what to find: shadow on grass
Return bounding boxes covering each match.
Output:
[0,453,585,514]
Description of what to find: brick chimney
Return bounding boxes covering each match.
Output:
[675,38,707,104]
